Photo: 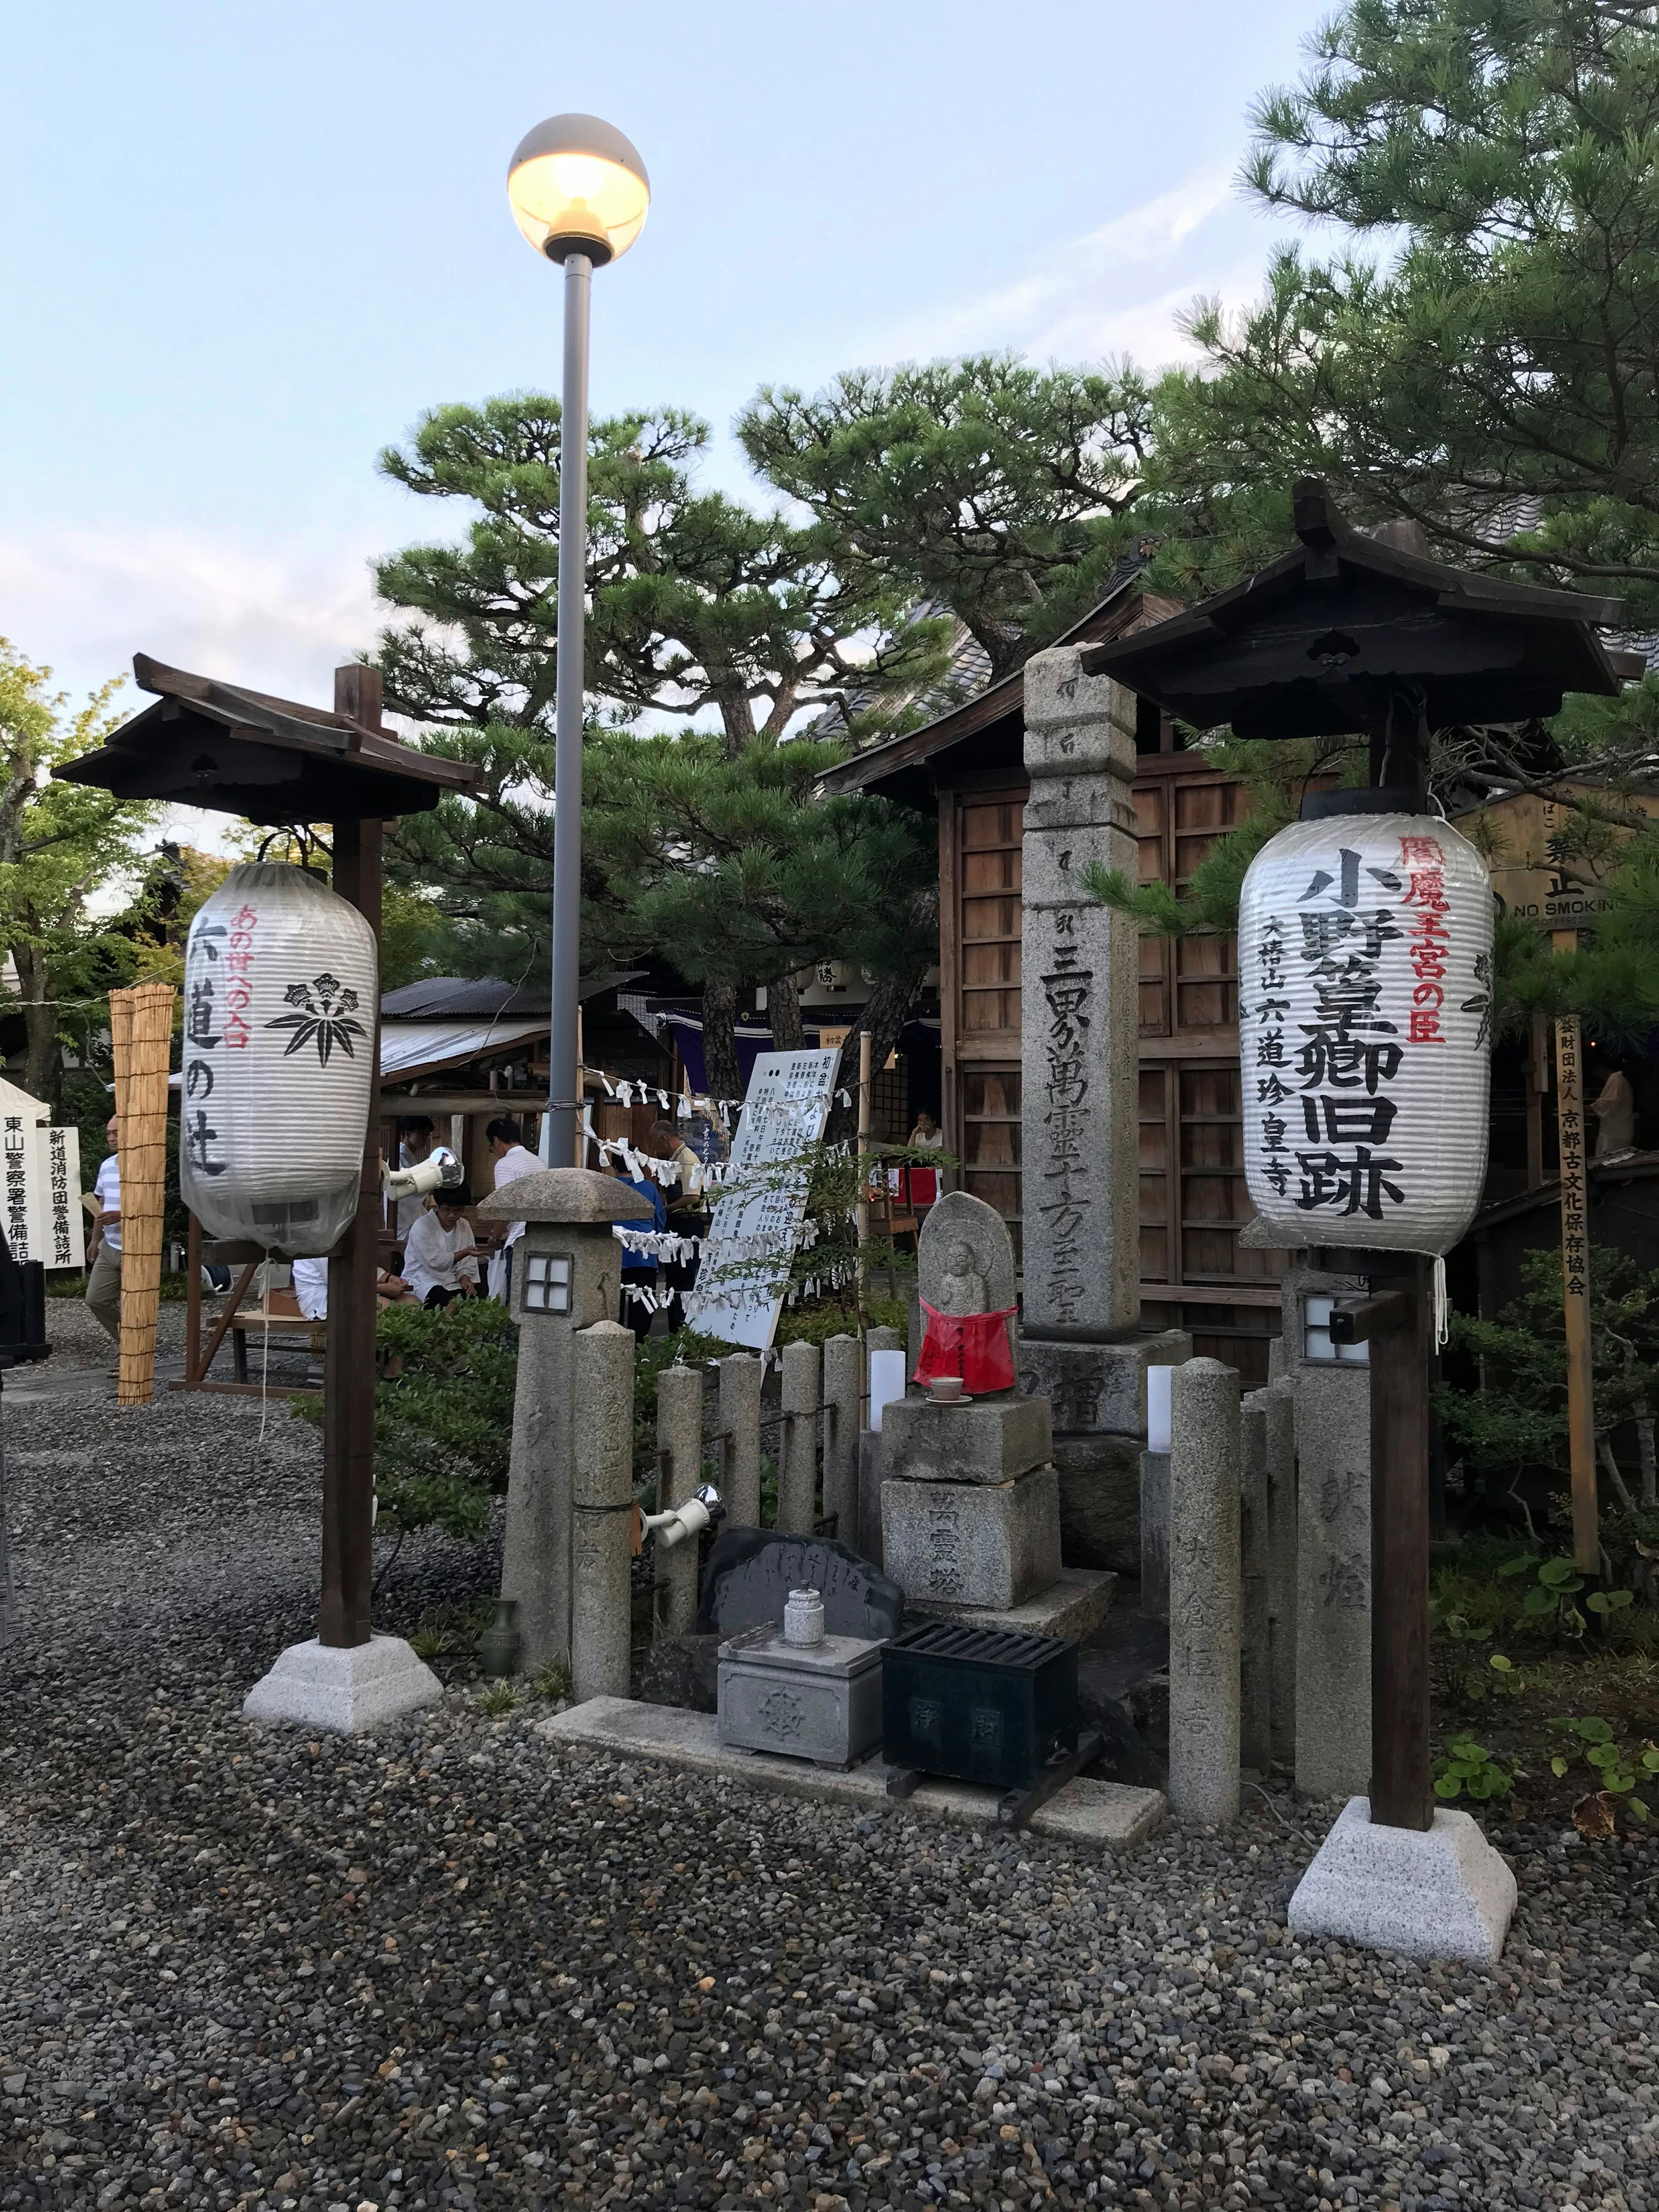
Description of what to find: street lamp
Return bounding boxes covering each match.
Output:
[507,113,650,1166]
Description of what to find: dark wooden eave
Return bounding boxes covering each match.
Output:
[1081,480,1632,739]
[821,569,1171,809]
[55,653,481,824]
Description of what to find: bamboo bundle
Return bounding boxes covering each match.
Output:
[111,981,175,1407]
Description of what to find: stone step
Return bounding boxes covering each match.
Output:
[903,1565,1116,1646]
[540,1694,1165,1851]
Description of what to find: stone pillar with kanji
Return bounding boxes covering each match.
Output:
[1017,647,1190,1571]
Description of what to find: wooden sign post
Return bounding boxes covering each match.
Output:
[1552,993,1599,1573]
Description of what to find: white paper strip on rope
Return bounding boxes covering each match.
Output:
[1238,813,1494,1257]
[180,863,378,1256]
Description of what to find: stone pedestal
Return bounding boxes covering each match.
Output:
[1168,1358,1241,1824]
[822,1333,861,1547]
[717,1622,884,1768]
[655,1362,704,1637]
[1019,1333,1191,1573]
[1017,1332,1191,1435]
[718,1352,763,1528]
[1019,649,1142,1340]
[1283,1266,1371,1799]
[1240,1390,1272,1773]
[879,1393,1051,1484]
[883,1468,1062,1611]
[1265,1376,1298,1765]
[244,1634,441,1734]
[1288,1798,1517,1964]
[778,1338,820,1536]
[572,1321,636,1703]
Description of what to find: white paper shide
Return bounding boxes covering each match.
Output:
[180,863,378,1257]
[1238,815,1493,1256]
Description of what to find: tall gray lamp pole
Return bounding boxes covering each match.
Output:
[507,113,651,1165]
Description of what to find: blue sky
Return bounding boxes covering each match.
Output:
[2,0,1327,716]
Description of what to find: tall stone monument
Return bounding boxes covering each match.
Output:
[881,1192,1112,1638]
[1016,647,1191,1571]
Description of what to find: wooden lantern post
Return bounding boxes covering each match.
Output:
[1084,480,1635,1834]
[56,655,478,1663]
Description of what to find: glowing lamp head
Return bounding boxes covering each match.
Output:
[507,112,649,267]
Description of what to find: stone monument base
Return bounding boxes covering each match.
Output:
[243,1633,443,1735]
[883,1467,1061,1610]
[879,1392,1052,1484]
[1017,1330,1192,1434]
[1052,1431,1143,1572]
[906,1566,1118,1645]
[1287,1797,1518,1964]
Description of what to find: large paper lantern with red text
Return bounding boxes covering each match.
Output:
[179,864,377,1255]
[1237,812,1493,1256]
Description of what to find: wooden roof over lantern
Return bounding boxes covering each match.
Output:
[55,654,480,824]
[1084,480,1637,738]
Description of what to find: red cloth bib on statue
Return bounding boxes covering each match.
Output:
[914,1299,1017,1394]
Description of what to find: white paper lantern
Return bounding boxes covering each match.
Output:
[1237,812,1493,1256]
[179,863,378,1256]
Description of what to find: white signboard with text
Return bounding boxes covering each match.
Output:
[0,1111,84,1269]
[686,1047,840,1351]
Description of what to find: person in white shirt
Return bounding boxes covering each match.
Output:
[86,1114,123,1344]
[290,1256,417,1318]
[392,1116,438,1239]
[401,1195,483,1308]
[486,1116,542,1301]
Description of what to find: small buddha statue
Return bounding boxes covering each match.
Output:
[938,1239,987,1316]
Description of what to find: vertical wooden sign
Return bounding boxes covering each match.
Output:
[1554,1011,1599,1570]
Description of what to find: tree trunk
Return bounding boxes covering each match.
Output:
[701,979,744,1114]
[767,972,805,1052]
[15,945,58,1106]
[821,885,940,1147]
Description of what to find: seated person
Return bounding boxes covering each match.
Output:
[401,1192,484,1309]
[289,1257,417,1318]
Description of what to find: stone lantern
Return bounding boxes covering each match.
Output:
[476,1166,655,1675]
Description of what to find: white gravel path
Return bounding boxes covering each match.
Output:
[0,1390,1655,2212]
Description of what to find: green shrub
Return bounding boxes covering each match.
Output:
[292,1298,517,1538]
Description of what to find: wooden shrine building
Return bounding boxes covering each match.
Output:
[823,572,1284,1375]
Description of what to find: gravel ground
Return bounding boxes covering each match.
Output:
[40,1298,192,1369]
[3,1395,1658,2212]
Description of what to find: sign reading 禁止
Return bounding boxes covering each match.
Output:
[685,1048,840,1351]
[1238,815,1494,1256]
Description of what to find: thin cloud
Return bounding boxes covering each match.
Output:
[857,163,1264,371]
[0,526,386,712]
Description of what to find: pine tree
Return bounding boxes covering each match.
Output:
[738,357,1154,682]
[1142,0,1659,613]
[373,396,949,1084]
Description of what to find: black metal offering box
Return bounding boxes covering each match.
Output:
[881,1621,1078,1791]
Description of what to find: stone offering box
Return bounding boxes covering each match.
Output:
[717,1623,884,1768]
[881,1622,1078,1792]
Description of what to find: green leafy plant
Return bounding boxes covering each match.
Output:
[1499,1553,1589,1639]
[476,1682,518,1718]
[1549,1717,1659,1820]
[408,1625,458,1662]
[533,1659,572,1703]
[1434,1735,1512,1803]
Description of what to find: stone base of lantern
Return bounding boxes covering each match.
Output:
[1287,1797,1517,1964]
[243,1633,443,1735]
